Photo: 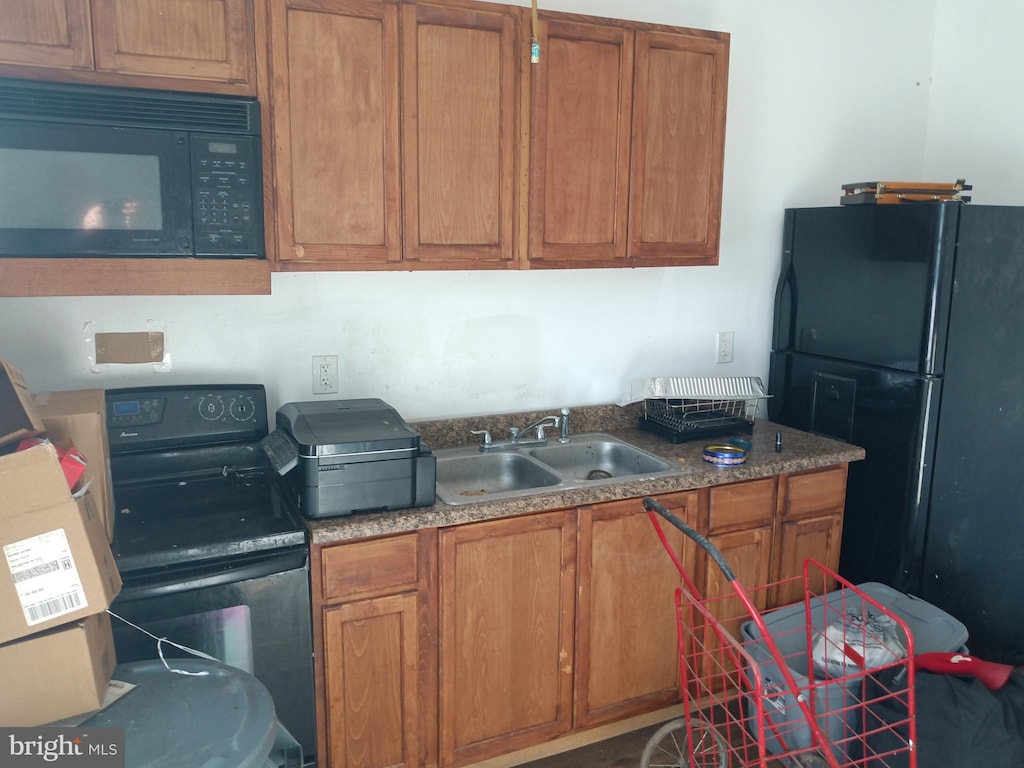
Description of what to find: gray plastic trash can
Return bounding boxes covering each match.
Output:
[83,659,301,768]
[741,582,968,759]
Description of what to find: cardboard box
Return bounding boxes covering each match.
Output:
[34,389,115,542]
[0,444,121,645]
[0,612,116,726]
[0,359,45,447]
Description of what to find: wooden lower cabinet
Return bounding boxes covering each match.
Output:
[315,530,437,768]
[312,464,850,768]
[323,594,422,768]
[574,491,695,728]
[773,466,847,606]
[704,478,776,627]
[438,509,577,767]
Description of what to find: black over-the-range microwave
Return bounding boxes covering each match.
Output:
[0,78,264,258]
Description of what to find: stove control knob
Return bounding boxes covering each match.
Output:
[198,396,226,421]
[230,396,256,422]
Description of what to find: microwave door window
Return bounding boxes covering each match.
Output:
[0,147,163,231]
[0,123,191,256]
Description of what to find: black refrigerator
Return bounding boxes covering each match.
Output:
[769,201,1024,663]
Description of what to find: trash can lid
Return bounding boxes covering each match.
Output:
[84,659,277,768]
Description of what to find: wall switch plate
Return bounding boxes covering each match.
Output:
[312,355,339,394]
[716,331,734,364]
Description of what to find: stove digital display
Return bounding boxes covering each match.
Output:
[113,400,141,416]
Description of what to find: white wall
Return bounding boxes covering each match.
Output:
[923,3,1024,203]
[2,0,1005,421]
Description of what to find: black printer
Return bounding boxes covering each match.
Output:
[265,398,436,518]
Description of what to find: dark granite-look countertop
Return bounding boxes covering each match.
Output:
[306,404,864,546]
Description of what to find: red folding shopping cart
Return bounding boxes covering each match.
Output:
[641,496,917,768]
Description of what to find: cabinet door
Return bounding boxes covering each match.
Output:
[528,15,633,266]
[402,0,520,266]
[702,480,775,688]
[629,29,728,265]
[0,0,93,70]
[575,491,695,728]
[91,0,253,85]
[439,509,576,767]
[316,531,437,768]
[705,527,773,634]
[270,0,401,265]
[323,594,422,768]
[775,515,844,607]
[773,466,848,606]
[704,477,776,622]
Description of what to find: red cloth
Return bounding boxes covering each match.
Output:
[916,651,1014,690]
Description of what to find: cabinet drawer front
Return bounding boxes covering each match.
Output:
[322,533,420,600]
[785,467,847,518]
[708,477,775,531]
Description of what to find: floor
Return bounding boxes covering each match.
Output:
[517,722,668,768]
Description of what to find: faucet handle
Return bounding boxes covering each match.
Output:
[470,429,492,448]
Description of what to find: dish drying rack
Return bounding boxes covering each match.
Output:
[625,377,770,444]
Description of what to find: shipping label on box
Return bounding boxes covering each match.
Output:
[3,527,89,627]
[0,445,121,644]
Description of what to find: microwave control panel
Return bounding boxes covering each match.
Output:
[191,134,263,256]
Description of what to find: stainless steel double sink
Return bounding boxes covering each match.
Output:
[433,433,683,505]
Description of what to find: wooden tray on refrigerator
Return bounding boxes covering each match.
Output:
[841,179,972,205]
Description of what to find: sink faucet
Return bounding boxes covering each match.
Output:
[472,409,571,452]
[514,414,561,441]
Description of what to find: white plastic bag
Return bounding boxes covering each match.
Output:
[812,611,906,677]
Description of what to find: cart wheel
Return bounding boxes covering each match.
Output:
[640,716,727,768]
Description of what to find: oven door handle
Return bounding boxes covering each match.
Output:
[118,548,309,600]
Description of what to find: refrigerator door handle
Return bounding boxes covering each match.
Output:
[772,256,797,349]
[773,211,798,350]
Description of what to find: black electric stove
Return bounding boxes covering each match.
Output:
[105,384,316,764]
[107,385,306,574]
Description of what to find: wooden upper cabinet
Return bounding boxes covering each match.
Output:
[629,29,728,265]
[529,16,633,266]
[0,0,93,70]
[271,0,520,269]
[528,13,728,268]
[91,0,253,85]
[402,0,520,267]
[270,0,401,265]
[266,3,728,274]
[0,0,255,93]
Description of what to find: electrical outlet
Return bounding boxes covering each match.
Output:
[716,331,734,364]
[312,355,339,394]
